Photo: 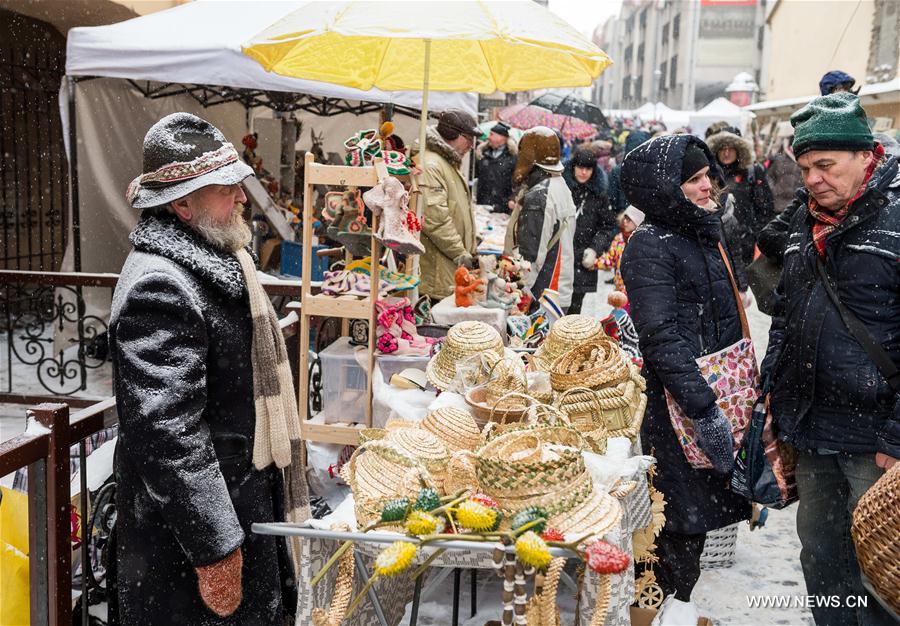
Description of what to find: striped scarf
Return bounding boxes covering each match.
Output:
[809,144,884,256]
[234,249,301,470]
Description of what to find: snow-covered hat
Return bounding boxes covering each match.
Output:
[126,113,254,209]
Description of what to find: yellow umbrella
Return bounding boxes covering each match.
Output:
[243,0,611,161]
[242,1,611,93]
[243,1,611,296]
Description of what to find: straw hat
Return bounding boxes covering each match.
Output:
[342,440,434,525]
[386,427,451,479]
[426,321,504,391]
[421,407,483,452]
[532,315,606,371]
[475,424,622,537]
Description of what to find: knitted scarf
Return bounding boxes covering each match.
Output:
[235,248,301,469]
[809,143,884,256]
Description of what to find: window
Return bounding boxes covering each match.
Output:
[670,55,678,87]
[660,62,668,93]
[640,8,647,29]
[662,22,669,45]
[673,14,680,39]
[635,76,643,100]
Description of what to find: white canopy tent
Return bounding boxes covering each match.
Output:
[65,0,475,113]
[631,102,692,131]
[57,1,475,347]
[689,97,756,139]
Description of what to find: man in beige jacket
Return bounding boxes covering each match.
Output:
[415,110,480,300]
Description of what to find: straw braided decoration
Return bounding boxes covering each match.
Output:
[311,522,355,626]
[550,338,630,392]
[421,407,483,452]
[426,321,504,391]
[533,314,607,372]
[588,573,613,626]
[540,557,566,626]
[851,463,900,614]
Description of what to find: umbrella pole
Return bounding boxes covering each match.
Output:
[410,38,431,303]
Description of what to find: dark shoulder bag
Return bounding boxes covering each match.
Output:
[816,258,900,393]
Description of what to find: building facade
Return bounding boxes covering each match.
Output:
[594,0,766,112]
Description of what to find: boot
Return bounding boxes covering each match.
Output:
[363,176,425,256]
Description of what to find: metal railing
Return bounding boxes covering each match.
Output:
[0,271,303,626]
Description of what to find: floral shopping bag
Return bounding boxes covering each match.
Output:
[664,244,761,469]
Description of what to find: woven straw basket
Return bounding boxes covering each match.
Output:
[532,315,606,372]
[553,387,609,454]
[852,464,900,614]
[550,338,630,392]
[426,321,504,391]
[342,440,433,526]
[484,357,528,408]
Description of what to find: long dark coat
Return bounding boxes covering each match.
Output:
[762,157,900,458]
[475,138,518,213]
[620,135,752,535]
[563,159,616,293]
[109,212,294,625]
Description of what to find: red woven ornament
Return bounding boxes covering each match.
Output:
[406,211,422,232]
[540,528,565,543]
[584,540,630,574]
[471,494,501,511]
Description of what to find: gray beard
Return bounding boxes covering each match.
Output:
[191,205,252,253]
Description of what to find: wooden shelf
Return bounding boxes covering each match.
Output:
[301,421,361,446]
[303,293,373,319]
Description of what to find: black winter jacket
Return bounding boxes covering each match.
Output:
[563,159,616,292]
[109,212,294,625]
[761,157,900,458]
[475,139,517,213]
[620,135,751,534]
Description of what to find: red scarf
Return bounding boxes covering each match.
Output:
[809,143,884,256]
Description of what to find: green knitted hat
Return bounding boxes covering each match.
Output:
[791,92,873,157]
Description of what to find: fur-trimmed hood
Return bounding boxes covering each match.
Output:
[129,210,250,300]
[413,125,463,168]
[707,131,754,171]
[475,136,518,160]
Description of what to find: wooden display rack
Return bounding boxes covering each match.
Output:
[298,152,388,446]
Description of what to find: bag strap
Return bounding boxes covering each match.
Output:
[546,219,568,252]
[717,242,751,340]
[816,258,900,393]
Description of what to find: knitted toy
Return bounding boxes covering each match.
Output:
[454,266,486,307]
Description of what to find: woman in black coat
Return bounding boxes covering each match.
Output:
[706,128,775,289]
[620,135,751,607]
[563,147,616,314]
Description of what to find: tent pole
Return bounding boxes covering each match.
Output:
[410,38,431,302]
[68,79,81,273]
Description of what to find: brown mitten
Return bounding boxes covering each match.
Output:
[196,547,243,617]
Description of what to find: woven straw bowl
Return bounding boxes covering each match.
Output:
[421,406,483,452]
[532,315,606,371]
[466,387,531,427]
[426,321,504,391]
[550,337,630,391]
[852,464,900,614]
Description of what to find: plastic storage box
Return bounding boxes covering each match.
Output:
[375,353,431,385]
[319,337,368,424]
[281,240,330,280]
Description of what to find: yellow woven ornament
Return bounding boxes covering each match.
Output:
[374,541,417,577]
[405,511,441,536]
[515,531,552,570]
[455,500,498,532]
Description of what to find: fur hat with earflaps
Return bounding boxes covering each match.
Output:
[126,113,254,209]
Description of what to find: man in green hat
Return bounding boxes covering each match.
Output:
[761,92,898,626]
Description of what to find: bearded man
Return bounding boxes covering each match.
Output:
[109,113,299,624]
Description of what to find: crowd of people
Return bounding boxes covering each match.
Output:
[105,68,897,625]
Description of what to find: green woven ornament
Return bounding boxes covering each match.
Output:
[413,488,441,512]
[511,506,548,535]
[381,497,411,523]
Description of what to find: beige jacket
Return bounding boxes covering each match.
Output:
[414,127,476,299]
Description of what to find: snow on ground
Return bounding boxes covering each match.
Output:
[1,273,811,624]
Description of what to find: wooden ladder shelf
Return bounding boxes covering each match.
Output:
[298,152,388,446]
